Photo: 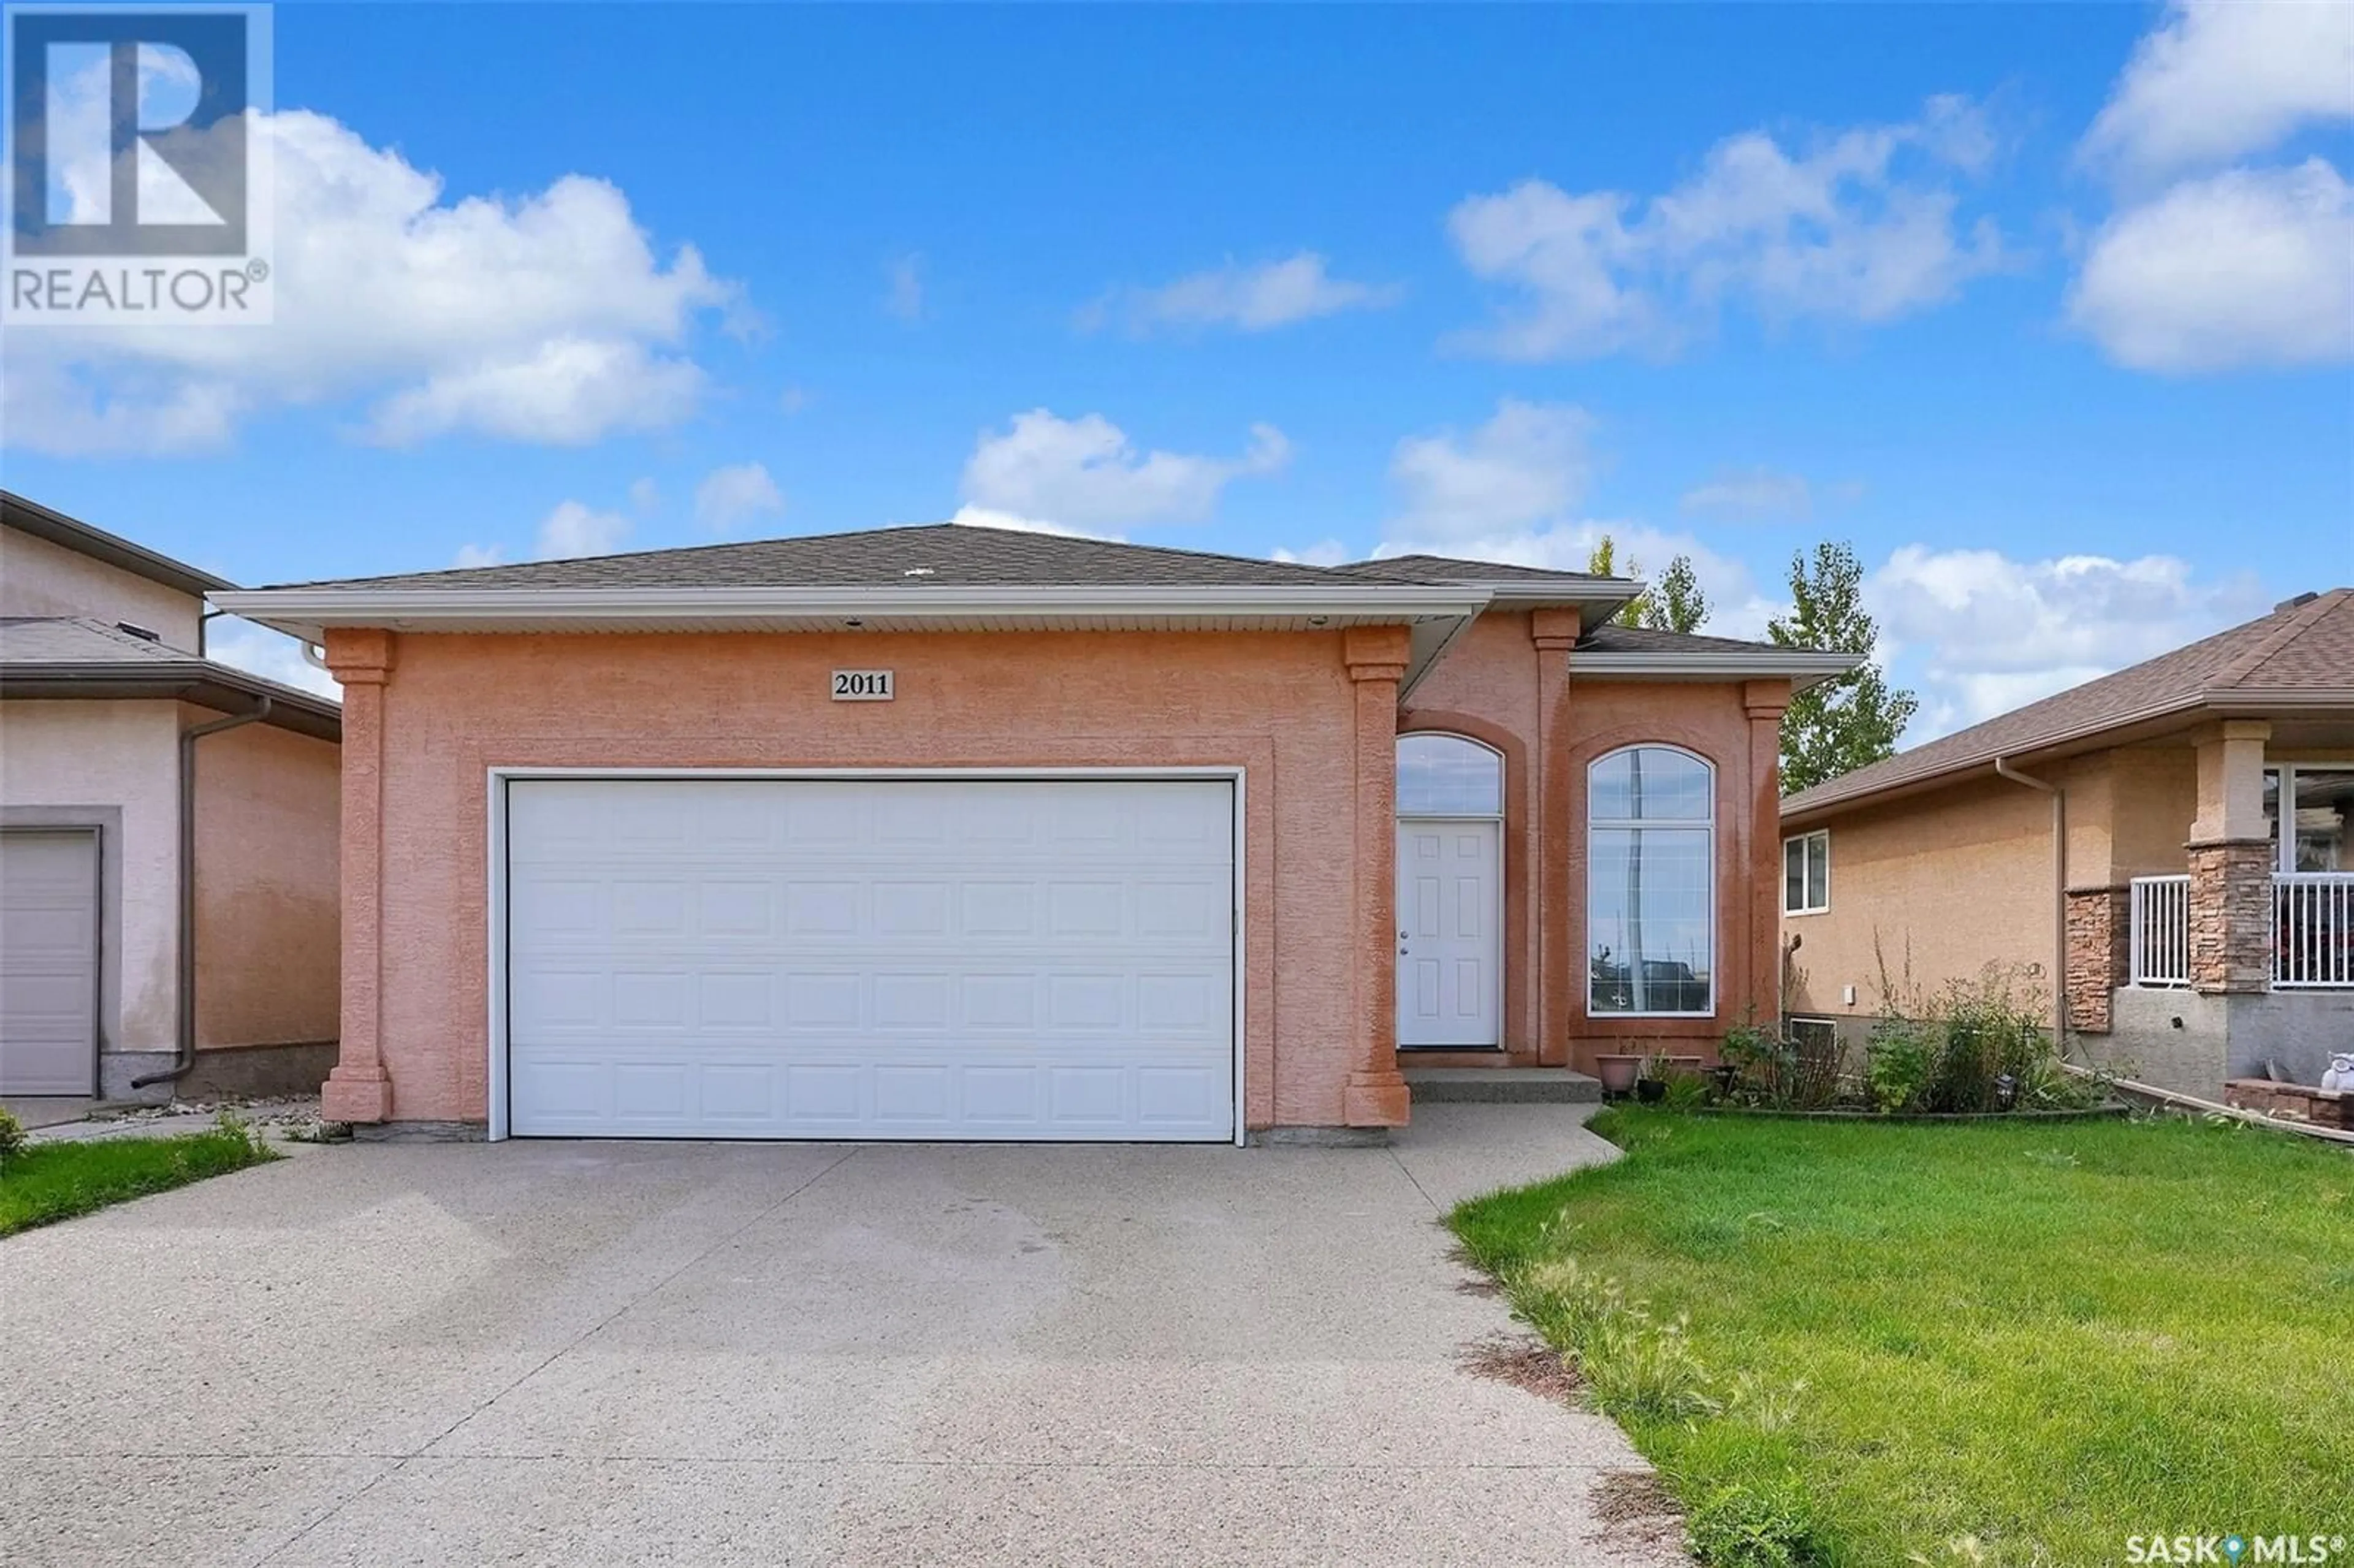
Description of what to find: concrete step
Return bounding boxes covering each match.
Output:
[1402,1067,1605,1105]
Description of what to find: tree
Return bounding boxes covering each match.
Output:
[1586,533,1710,633]
[1767,541,1919,793]
[1640,554,1709,634]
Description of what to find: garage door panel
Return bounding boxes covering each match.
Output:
[506,778,1234,1141]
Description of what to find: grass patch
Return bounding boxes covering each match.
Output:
[1452,1108,2354,1567]
[0,1116,280,1236]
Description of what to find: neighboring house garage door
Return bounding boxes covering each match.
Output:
[0,829,101,1097]
[505,777,1236,1142]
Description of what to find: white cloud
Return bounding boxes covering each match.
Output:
[1446,96,2006,360]
[1087,252,1401,334]
[694,462,785,532]
[1681,467,1816,519]
[534,500,630,561]
[365,338,707,447]
[1387,400,1595,540]
[1867,544,2268,736]
[945,506,1122,541]
[2079,0,2354,185]
[628,478,660,513]
[1271,539,1350,567]
[958,410,1290,531]
[452,542,507,569]
[3,109,741,456]
[2067,158,2354,373]
[205,619,341,699]
[779,385,811,416]
[1372,402,1777,635]
[885,253,924,321]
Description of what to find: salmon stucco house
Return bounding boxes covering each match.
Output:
[214,526,1854,1143]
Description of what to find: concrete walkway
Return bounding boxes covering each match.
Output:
[1,1107,1678,1567]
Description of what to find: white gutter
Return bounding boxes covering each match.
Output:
[1566,649,1861,691]
[209,582,1495,641]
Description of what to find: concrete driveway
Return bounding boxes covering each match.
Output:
[1,1106,1681,1567]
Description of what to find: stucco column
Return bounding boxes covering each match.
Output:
[1343,626,1412,1128]
[321,628,395,1122]
[1530,608,1579,1066]
[2187,720,2272,995]
[1743,682,1790,1025]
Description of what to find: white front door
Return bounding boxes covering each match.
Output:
[505,776,1236,1142]
[1395,818,1501,1049]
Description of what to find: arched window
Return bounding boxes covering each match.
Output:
[1587,746,1713,1016]
[1396,733,1503,816]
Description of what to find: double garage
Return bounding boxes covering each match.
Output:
[498,774,1240,1144]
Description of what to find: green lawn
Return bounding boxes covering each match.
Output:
[1452,1109,2354,1567]
[0,1122,280,1236]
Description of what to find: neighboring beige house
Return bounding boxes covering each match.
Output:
[1779,588,2354,1098]
[0,491,343,1102]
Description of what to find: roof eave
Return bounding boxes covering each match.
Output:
[1777,683,2354,824]
[2,491,235,597]
[1478,580,1646,619]
[0,662,341,739]
[1566,649,1861,693]
[207,583,1497,644]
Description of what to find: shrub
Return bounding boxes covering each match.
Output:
[0,1107,25,1166]
[1862,965,2101,1114]
[1661,1070,1715,1112]
[1865,1018,1934,1112]
[1722,1014,1845,1109]
[1688,1475,1826,1568]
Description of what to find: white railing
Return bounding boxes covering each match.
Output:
[2274,873,2354,988]
[2129,875,2190,987]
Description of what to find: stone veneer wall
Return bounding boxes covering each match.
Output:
[2063,886,2130,1033]
[2187,839,2272,993]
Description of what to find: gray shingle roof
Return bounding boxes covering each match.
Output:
[258,525,1647,598]
[1784,588,2354,819]
[274,524,1363,592]
[0,616,188,664]
[1335,553,1625,586]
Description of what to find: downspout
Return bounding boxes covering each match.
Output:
[132,696,273,1090]
[1993,756,2066,1042]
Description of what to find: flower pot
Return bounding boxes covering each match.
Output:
[1594,1054,1641,1095]
[1635,1078,1667,1104]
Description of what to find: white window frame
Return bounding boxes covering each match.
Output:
[1586,744,1716,1019]
[1783,829,1830,915]
[1396,731,1505,818]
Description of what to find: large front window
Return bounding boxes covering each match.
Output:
[1588,746,1714,1016]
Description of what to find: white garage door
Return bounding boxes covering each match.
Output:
[505,777,1235,1141]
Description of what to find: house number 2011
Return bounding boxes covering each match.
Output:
[831,669,894,701]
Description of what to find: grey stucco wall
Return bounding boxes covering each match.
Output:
[2095,988,2230,1099]
[2226,991,2354,1086]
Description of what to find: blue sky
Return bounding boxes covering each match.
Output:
[5,2,2349,738]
